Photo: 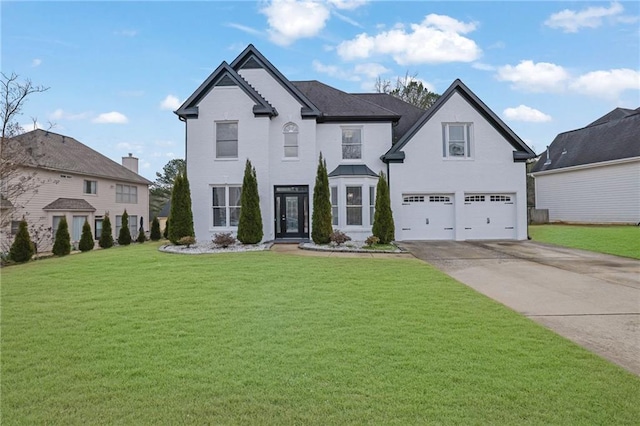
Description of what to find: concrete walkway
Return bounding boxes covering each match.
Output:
[398,240,640,375]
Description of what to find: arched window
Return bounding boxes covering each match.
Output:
[283,123,298,158]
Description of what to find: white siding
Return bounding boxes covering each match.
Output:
[534,160,640,223]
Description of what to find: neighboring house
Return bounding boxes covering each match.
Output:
[1,129,151,251]
[531,107,640,224]
[157,200,171,233]
[175,44,535,243]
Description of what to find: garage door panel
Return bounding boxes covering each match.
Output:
[464,194,516,240]
[400,194,454,240]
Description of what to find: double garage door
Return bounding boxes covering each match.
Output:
[400,193,516,240]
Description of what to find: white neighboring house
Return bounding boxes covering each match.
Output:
[176,45,535,243]
[531,108,640,224]
[1,129,151,251]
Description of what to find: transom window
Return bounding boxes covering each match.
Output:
[84,180,97,195]
[443,123,472,158]
[212,186,242,227]
[403,195,425,203]
[429,195,451,202]
[490,195,512,202]
[465,195,485,202]
[342,127,362,160]
[283,123,299,158]
[116,184,137,203]
[216,122,238,158]
[346,186,362,225]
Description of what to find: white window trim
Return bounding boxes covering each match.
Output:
[215,121,239,160]
[83,180,97,195]
[442,122,473,160]
[283,122,299,159]
[329,176,378,229]
[211,184,242,230]
[341,126,363,161]
[116,184,138,204]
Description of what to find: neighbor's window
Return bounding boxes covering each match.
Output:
[95,218,103,239]
[115,215,138,237]
[84,180,97,195]
[10,220,20,235]
[52,216,64,239]
[330,186,339,226]
[283,123,299,158]
[346,186,362,226]
[116,184,137,203]
[443,123,472,158]
[216,122,238,158]
[212,185,242,227]
[342,127,362,160]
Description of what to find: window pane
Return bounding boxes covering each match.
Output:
[342,129,362,159]
[213,208,226,227]
[449,142,465,157]
[229,187,242,207]
[213,187,226,207]
[346,187,362,206]
[95,219,103,239]
[229,207,241,226]
[369,186,375,226]
[217,140,238,158]
[330,186,338,205]
[284,146,298,158]
[449,125,465,141]
[129,216,138,236]
[216,122,238,140]
[346,207,362,226]
[131,186,137,203]
[332,207,338,226]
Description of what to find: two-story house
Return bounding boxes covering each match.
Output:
[176,45,534,243]
[1,129,151,251]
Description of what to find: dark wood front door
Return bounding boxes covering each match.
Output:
[275,186,309,239]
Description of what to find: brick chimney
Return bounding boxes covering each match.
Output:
[122,153,139,174]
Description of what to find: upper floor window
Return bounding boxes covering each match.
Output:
[283,123,299,158]
[216,122,238,158]
[212,185,242,227]
[342,127,362,160]
[443,123,472,158]
[116,184,137,203]
[84,180,97,195]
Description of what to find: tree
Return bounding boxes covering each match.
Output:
[168,173,194,244]
[99,213,114,248]
[149,159,186,217]
[150,216,161,241]
[372,171,395,244]
[0,73,51,236]
[118,210,132,245]
[28,222,52,258]
[9,218,34,262]
[237,159,263,244]
[52,216,71,256]
[163,218,169,240]
[375,72,440,109]
[78,219,95,252]
[311,153,332,244]
[136,225,146,243]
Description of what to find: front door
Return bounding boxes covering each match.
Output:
[275,186,309,239]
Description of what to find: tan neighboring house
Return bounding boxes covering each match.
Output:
[1,129,151,252]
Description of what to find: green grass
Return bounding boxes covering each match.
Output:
[529,224,640,259]
[2,243,639,425]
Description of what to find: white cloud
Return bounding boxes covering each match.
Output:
[20,121,43,132]
[353,62,390,79]
[261,0,331,46]
[93,111,128,124]
[116,142,143,153]
[569,68,640,99]
[226,23,263,36]
[332,11,363,28]
[496,60,570,92]
[472,62,496,71]
[31,58,42,67]
[155,140,175,148]
[49,109,91,121]
[336,14,481,65]
[328,0,367,10]
[312,60,360,81]
[160,95,182,111]
[545,2,627,33]
[503,105,552,122]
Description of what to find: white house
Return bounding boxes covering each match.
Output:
[1,129,151,251]
[176,45,535,243]
[531,107,640,224]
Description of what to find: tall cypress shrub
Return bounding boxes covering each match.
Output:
[9,219,34,262]
[163,219,169,240]
[372,171,395,244]
[52,216,71,256]
[78,219,95,252]
[99,213,114,248]
[168,173,194,244]
[150,216,161,241]
[237,159,263,244]
[311,153,332,244]
[118,210,132,245]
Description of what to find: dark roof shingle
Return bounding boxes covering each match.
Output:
[43,198,96,211]
[4,130,151,185]
[328,164,379,177]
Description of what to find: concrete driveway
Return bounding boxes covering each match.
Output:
[398,240,640,375]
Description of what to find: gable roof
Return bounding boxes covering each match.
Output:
[3,130,151,185]
[381,79,535,163]
[292,81,401,123]
[175,61,277,119]
[531,107,640,173]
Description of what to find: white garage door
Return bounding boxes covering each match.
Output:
[400,194,455,240]
[463,194,516,240]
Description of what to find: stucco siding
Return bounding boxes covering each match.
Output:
[534,160,640,223]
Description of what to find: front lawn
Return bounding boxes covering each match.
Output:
[529,224,640,259]
[2,243,639,424]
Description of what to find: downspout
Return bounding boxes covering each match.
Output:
[179,115,187,175]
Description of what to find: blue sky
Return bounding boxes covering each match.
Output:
[3,1,639,181]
